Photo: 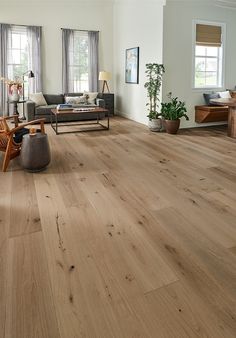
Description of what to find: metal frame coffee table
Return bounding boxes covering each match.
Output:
[50,107,109,135]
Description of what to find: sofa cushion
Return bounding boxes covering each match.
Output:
[35,104,57,115]
[29,92,47,106]
[44,94,64,105]
[64,92,83,97]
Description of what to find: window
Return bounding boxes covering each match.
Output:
[7,25,29,96]
[193,21,225,89]
[0,23,41,114]
[68,31,89,92]
[7,26,28,80]
[62,29,99,93]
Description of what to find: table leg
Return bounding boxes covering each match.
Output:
[56,113,58,135]
[13,101,18,115]
[228,107,236,138]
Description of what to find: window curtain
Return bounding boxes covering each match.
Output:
[27,26,42,94]
[0,24,10,116]
[62,28,74,93]
[88,31,99,92]
[62,29,99,93]
[0,24,42,115]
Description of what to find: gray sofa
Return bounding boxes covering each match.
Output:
[25,92,107,122]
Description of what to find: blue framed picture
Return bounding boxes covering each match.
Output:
[125,47,139,84]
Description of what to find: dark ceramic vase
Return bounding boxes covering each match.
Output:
[164,119,180,134]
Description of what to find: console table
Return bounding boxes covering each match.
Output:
[210,98,236,138]
[7,100,26,119]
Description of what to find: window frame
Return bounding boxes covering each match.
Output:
[192,20,226,90]
[68,30,89,92]
[7,25,29,81]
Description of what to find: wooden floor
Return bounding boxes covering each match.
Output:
[1,117,236,338]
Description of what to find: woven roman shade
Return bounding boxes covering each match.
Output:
[196,24,222,47]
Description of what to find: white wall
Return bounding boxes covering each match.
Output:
[0,0,114,94]
[113,0,166,125]
[163,0,236,128]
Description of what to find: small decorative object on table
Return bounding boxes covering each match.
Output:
[0,77,23,102]
[29,127,36,135]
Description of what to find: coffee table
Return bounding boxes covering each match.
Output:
[210,98,236,138]
[50,107,109,135]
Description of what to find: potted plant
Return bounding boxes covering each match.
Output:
[161,92,189,134]
[144,63,165,131]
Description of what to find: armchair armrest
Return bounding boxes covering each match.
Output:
[10,118,46,134]
[2,115,19,127]
[25,100,36,122]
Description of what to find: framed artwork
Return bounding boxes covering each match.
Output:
[125,47,139,84]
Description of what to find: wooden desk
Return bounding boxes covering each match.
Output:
[210,98,236,138]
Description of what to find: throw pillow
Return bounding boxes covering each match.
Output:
[29,92,47,106]
[217,90,231,99]
[84,91,98,104]
[203,92,220,105]
[65,96,87,104]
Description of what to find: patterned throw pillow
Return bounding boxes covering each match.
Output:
[83,91,98,104]
[65,96,87,104]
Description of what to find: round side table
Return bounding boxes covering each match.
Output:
[20,133,51,172]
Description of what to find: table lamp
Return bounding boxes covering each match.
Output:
[99,71,111,93]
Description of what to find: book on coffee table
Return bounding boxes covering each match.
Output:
[57,104,73,111]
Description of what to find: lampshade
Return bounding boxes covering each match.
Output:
[99,71,111,81]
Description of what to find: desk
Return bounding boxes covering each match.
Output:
[210,98,236,138]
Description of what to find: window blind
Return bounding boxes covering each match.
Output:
[196,24,222,47]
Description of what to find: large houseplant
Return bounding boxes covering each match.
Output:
[161,92,189,134]
[144,63,165,131]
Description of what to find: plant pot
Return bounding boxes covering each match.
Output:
[164,119,180,134]
[148,118,162,132]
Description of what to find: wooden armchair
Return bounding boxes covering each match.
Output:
[0,115,45,172]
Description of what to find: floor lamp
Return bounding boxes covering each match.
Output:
[99,71,111,93]
[22,70,35,119]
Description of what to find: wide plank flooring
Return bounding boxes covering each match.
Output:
[0,116,236,338]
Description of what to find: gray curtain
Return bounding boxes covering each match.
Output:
[27,26,42,94]
[88,31,99,92]
[0,24,10,116]
[62,28,73,93]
